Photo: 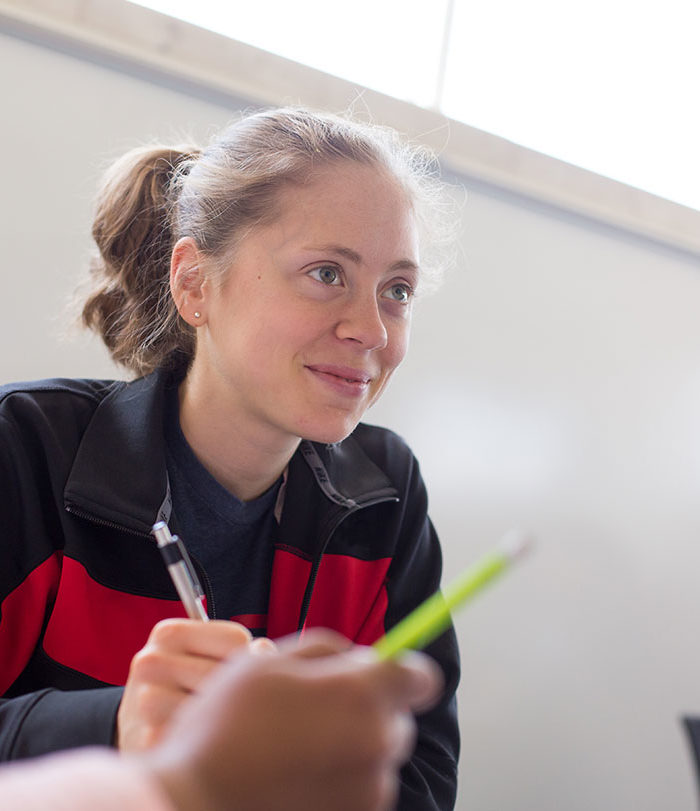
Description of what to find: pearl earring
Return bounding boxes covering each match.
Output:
[193,312,201,319]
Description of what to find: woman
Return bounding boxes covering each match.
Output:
[0,108,460,809]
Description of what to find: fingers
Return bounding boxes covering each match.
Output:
[127,620,255,692]
[118,619,256,752]
[286,633,443,715]
[275,630,442,712]
[128,648,226,693]
[270,640,441,768]
[149,618,252,659]
[119,683,184,749]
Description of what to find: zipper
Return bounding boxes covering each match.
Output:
[65,503,216,617]
[296,493,399,631]
[194,563,216,619]
[65,504,152,539]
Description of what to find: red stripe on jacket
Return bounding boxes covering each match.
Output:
[6,550,390,690]
[0,553,62,693]
[267,548,391,644]
[229,613,267,628]
[42,557,190,685]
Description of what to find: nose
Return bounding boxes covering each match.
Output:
[335,293,388,350]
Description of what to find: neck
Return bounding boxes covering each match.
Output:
[177,376,300,502]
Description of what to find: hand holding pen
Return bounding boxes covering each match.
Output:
[116,523,253,751]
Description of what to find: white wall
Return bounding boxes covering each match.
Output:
[2,24,700,811]
[371,187,700,809]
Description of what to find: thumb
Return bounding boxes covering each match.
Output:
[352,648,444,714]
[278,629,354,660]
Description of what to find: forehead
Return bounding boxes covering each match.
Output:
[270,162,418,253]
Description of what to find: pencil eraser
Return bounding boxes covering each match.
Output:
[499,529,535,562]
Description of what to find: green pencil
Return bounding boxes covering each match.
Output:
[373,530,533,660]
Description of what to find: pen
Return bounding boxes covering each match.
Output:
[373,530,533,660]
[152,520,209,622]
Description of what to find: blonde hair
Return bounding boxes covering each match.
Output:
[82,107,458,376]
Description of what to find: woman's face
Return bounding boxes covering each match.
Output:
[192,161,420,447]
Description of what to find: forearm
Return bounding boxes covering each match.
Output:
[0,748,174,811]
[0,687,123,760]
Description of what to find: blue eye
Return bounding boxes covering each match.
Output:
[382,283,413,303]
[309,265,341,285]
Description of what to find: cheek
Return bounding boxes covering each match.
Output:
[369,332,408,409]
[377,322,410,383]
[388,321,411,368]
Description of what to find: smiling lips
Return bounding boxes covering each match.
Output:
[305,364,372,395]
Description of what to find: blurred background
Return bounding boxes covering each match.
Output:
[1,1,699,808]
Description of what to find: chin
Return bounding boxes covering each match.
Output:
[297,417,361,445]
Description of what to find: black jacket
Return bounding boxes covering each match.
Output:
[0,368,460,809]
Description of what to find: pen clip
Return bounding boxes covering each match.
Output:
[172,534,205,600]
[152,520,204,600]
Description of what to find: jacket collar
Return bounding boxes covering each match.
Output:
[64,368,398,536]
[64,368,173,535]
[299,440,397,508]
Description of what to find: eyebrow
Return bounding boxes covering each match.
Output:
[304,243,419,274]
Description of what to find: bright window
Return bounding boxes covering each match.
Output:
[442,0,700,212]
[130,0,700,212]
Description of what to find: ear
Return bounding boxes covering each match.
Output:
[170,237,207,326]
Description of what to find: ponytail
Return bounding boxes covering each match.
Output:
[82,144,201,375]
